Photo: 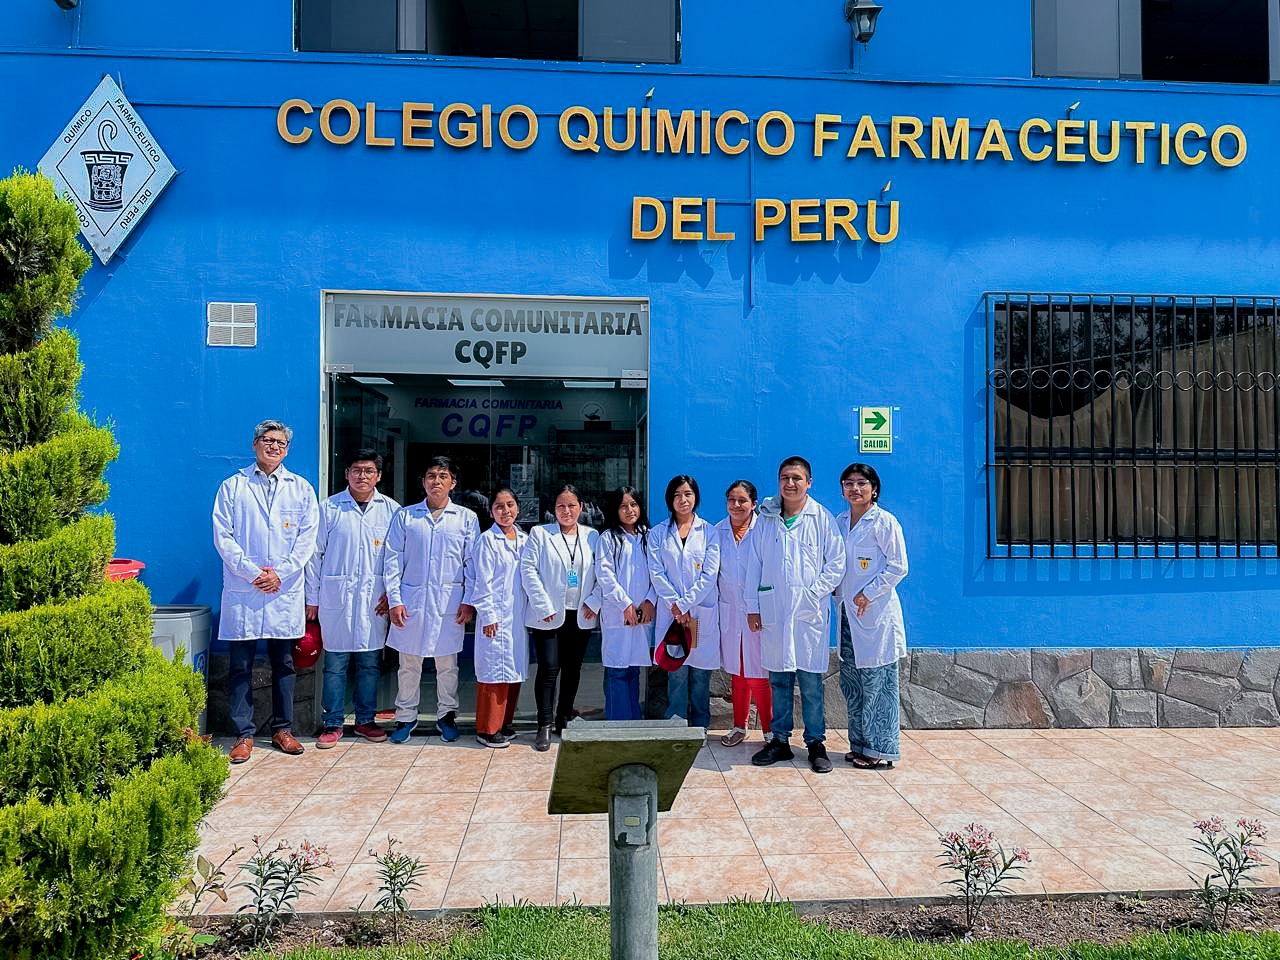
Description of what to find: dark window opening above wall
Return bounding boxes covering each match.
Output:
[1033,0,1276,84]
[297,0,680,63]
[985,294,1280,558]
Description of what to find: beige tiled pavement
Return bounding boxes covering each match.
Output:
[197,726,1280,913]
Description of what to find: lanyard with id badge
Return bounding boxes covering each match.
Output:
[562,533,581,588]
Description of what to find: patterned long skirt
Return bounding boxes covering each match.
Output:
[838,611,902,762]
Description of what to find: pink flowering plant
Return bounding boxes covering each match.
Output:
[234,835,335,946]
[1189,817,1269,931]
[937,822,1032,930]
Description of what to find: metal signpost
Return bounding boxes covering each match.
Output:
[547,719,704,960]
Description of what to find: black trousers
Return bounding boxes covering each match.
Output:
[530,610,590,727]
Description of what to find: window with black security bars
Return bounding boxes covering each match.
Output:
[985,294,1280,557]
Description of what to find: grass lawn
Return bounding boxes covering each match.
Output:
[244,901,1280,960]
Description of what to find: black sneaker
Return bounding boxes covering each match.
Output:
[500,724,517,740]
[808,741,833,774]
[475,731,510,749]
[751,738,794,766]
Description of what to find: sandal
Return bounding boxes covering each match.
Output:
[848,755,894,770]
[720,728,746,747]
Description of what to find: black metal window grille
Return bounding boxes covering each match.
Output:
[986,293,1280,558]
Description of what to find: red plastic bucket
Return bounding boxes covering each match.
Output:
[106,558,145,581]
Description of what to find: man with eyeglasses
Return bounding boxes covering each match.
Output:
[213,420,320,763]
[304,449,400,748]
[745,456,846,774]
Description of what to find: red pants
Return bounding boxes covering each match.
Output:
[475,681,521,736]
[730,674,772,731]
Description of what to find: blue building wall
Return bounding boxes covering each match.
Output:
[3,2,1277,650]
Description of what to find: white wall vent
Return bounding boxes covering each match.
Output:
[206,302,258,347]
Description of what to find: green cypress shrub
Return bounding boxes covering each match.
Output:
[0,171,91,355]
[0,579,153,709]
[0,742,225,960]
[0,514,114,613]
[0,653,205,805]
[0,413,116,544]
[0,327,80,454]
[0,171,226,959]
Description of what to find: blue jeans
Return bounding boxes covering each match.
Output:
[604,666,641,720]
[665,665,712,728]
[322,649,381,728]
[768,669,826,746]
[228,637,295,739]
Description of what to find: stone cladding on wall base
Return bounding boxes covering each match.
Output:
[895,648,1280,728]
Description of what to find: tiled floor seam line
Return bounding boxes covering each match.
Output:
[440,748,498,909]
[823,788,898,900]
[712,740,779,901]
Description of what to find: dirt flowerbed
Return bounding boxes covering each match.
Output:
[187,893,1280,956]
[192,913,478,958]
[811,892,1280,948]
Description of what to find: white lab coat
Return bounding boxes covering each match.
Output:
[836,504,909,669]
[468,525,530,683]
[647,516,721,671]
[716,516,767,679]
[520,523,602,629]
[212,464,319,642]
[745,496,846,674]
[594,529,657,669]
[303,489,400,653]
[383,500,479,658]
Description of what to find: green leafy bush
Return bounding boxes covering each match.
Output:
[0,168,226,960]
[0,654,205,805]
[0,513,113,613]
[0,327,80,454]
[0,171,91,356]
[0,741,227,960]
[0,578,153,709]
[0,413,116,545]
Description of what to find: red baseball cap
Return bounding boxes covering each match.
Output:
[293,621,323,669]
[654,620,690,672]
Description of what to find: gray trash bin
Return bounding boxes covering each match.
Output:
[151,605,212,734]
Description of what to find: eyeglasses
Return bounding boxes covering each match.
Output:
[779,475,808,486]
[257,437,289,449]
[347,467,379,476]
[842,479,872,489]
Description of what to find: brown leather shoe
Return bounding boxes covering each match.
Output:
[271,730,304,755]
[228,737,253,764]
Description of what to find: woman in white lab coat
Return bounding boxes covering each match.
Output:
[469,487,529,748]
[715,479,771,747]
[647,475,720,729]
[594,486,657,720]
[835,462,908,770]
[520,484,601,751]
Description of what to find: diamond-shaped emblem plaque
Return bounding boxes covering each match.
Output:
[38,75,176,264]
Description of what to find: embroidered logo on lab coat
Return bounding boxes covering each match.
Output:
[373,539,382,547]
[283,520,292,530]
[693,561,702,571]
[859,557,870,570]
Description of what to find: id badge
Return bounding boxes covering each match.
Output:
[567,569,580,588]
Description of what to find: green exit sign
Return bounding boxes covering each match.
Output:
[858,405,893,454]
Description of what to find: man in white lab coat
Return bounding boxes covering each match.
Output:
[383,456,478,744]
[212,420,320,763]
[745,456,846,774]
[304,448,400,748]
